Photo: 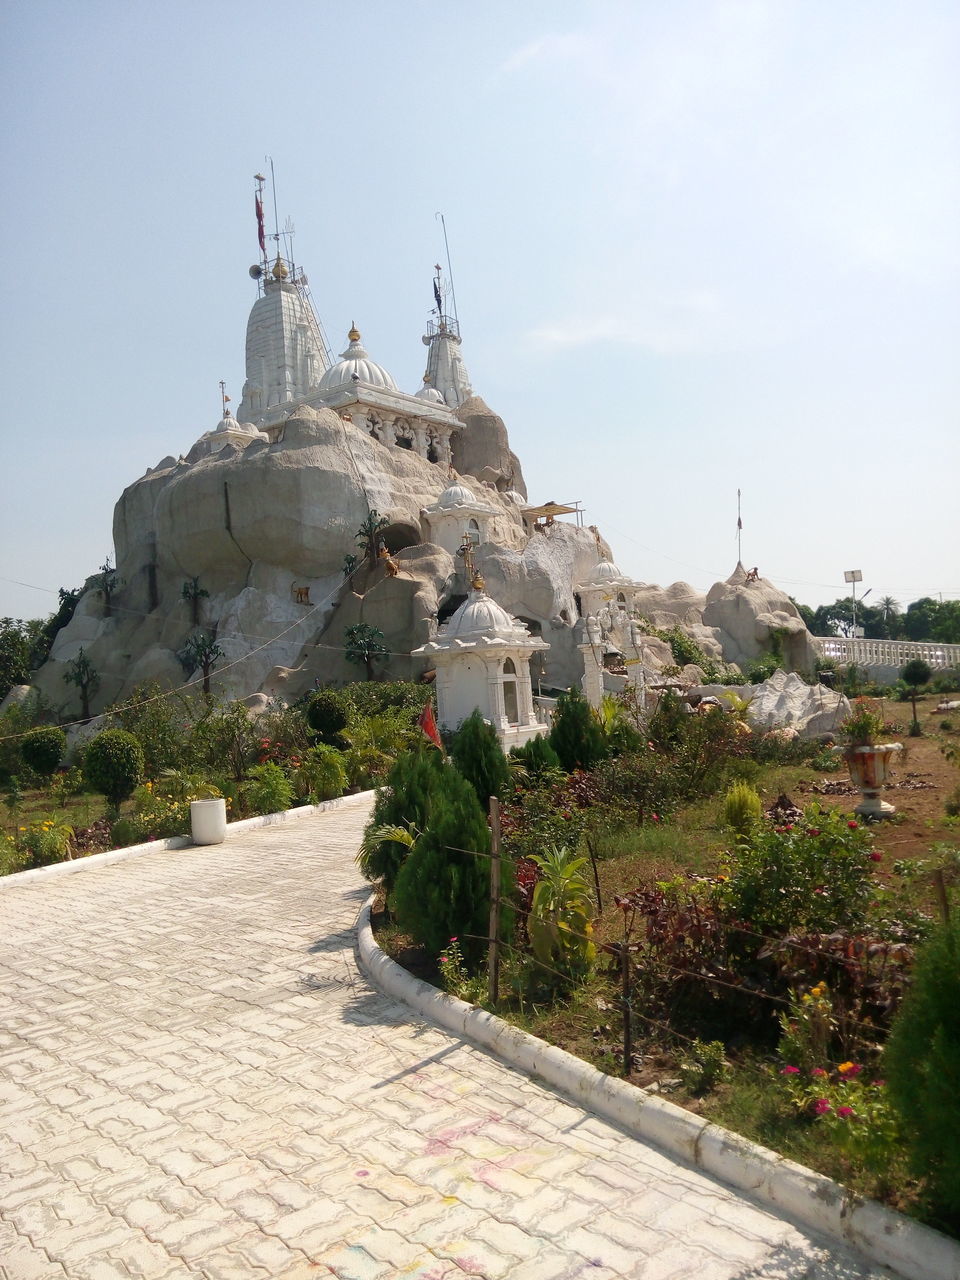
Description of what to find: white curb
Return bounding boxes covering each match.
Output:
[356,896,960,1280]
[0,791,375,890]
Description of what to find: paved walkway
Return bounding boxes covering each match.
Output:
[0,798,894,1280]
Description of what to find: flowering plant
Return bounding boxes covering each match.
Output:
[838,698,890,747]
[778,1059,900,1181]
[437,937,485,1004]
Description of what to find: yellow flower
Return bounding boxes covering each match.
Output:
[801,994,811,1003]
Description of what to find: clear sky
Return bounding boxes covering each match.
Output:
[1,0,957,624]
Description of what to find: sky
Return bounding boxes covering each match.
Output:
[1,0,958,625]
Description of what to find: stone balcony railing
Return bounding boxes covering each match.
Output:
[811,636,960,670]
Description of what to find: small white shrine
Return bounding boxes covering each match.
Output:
[576,554,651,710]
[422,480,499,557]
[413,561,549,752]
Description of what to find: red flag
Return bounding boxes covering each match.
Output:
[417,700,443,750]
[255,195,266,255]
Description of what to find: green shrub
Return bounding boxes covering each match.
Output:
[305,690,350,746]
[528,844,596,985]
[509,734,562,784]
[20,726,67,779]
[499,778,590,862]
[720,781,763,840]
[717,808,878,938]
[884,914,960,1227]
[243,763,295,816]
[188,701,260,781]
[549,687,607,772]
[108,683,193,777]
[392,764,492,966]
[339,680,432,719]
[747,653,782,684]
[451,709,510,807]
[83,729,145,814]
[360,748,445,892]
[0,830,27,876]
[294,745,347,803]
[15,816,74,867]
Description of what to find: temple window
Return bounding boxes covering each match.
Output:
[466,518,480,544]
[502,658,520,725]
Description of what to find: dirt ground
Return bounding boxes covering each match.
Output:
[794,692,960,864]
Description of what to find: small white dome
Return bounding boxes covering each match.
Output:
[213,410,262,439]
[318,326,397,393]
[415,379,445,404]
[592,559,623,581]
[443,591,521,640]
[437,482,477,509]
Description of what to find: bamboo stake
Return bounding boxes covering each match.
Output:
[488,796,501,1005]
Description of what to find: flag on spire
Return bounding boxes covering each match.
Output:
[417,699,443,750]
[256,194,266,255]
[433,271,443,316]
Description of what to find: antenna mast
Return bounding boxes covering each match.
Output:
[435,211,459,328]
[267,156,281,256]
[737,489,743,564]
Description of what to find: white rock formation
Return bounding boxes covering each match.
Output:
[25,234,825,721]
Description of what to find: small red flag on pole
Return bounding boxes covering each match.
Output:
[417,700,443,750]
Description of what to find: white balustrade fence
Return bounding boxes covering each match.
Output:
[812,637,960,670]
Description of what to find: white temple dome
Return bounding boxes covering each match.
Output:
[442,590,521,640]
[437,482,477,509]
[592,559,623,581]
[213,410,262,439]
[317,325,397,392]
[415,378,445,404]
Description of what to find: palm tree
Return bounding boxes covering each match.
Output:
[355,510,390,570]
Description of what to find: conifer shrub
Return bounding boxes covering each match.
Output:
[549,687,607,773]
[305,690,350,746]
[450,709,510,807]
[83,729,144,815]
[392,763,492,966]
[360,747,445,893]
[509,733,562,782]
[20,726,67,780]
[720,781,763,841]
[884,914,960,1228]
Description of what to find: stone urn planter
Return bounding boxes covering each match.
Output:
[835,743,903,817]
[190,797,227,845]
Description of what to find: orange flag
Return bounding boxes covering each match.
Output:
[417,700,443,750]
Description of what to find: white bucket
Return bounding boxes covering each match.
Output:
[190,798,227,845]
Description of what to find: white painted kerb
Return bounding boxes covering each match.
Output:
[356,896,960,1280]
[0,791,374,890]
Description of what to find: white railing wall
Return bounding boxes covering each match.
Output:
[812,637,960,669]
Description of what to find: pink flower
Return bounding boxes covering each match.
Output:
[869,851,882,862]
[838,1062,862,1077]
[784,823,794,831]
[848,821,858,830]
[811,1067,828,1078]
[807,828,821,837]
[812,1099,831,1116]
[836,1106,855,1119]
[780,1066,800,1075]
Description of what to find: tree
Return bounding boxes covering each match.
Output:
[359,747,446,893]
[63,648,100,721]
[305,690,351,745]
[181,577,209,626]
[344,623,388,681]
[355,510,390,570]
[549,687,607,772]
[901,658,931,730]
[450,709,510,807]
[392,763,492,965]
[96,558,121,618]
[182,632,224,695]
[932,600,960,645]
[83,728,144,815]
[903,597,940,642]
[20,726,67,780]
[884,914,960,1226]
